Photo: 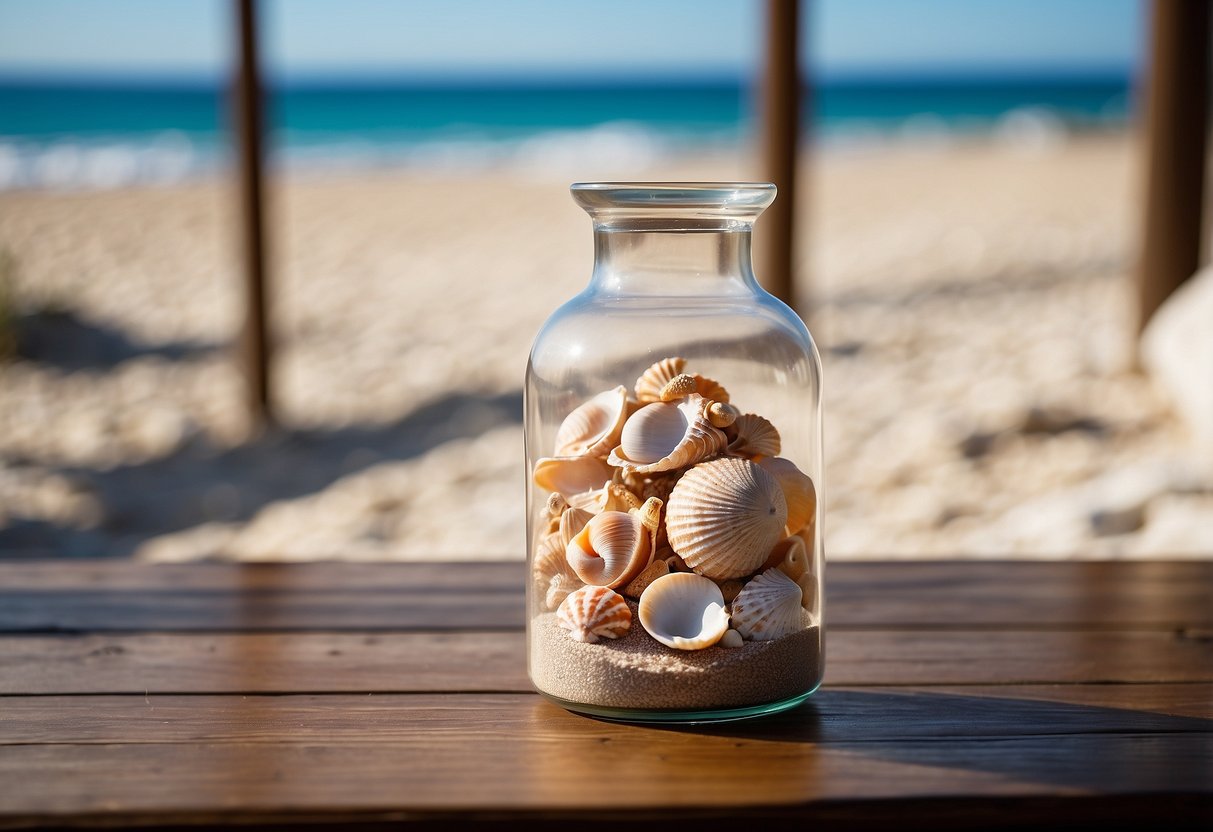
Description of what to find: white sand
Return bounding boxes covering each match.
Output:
[1,134,1210,559]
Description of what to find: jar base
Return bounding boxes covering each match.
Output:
[537,683,821,724]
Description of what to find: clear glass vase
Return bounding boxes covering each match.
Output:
[525,182,824,723]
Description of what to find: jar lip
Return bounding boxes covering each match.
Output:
[571,182,776,215]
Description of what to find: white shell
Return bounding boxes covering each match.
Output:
[637,572,730,651]
[566,510,653,589]
[731,568,804,641]
[533,456,612,497]
[607,394,727,475]
[635,357,687,403]
[546,573,579,610]
[720,629,744,648]
[665,457,788,579]
[553,386,629,457]
[557,586,632,643]
[728,413,781,459]
[758,457,816,536]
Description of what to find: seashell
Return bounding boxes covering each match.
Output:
[720,629,744,648]
[559,506,595,547]
[557,586,632,643]
[731,568,804,641]
[546,573,579,610]
[665,457,788,579]
[715,579,745,603]
[707,401,740,428]
[638,572,730,651]
[534,456,612,497]
[797,572,818,613]
[534,531,578,583]
[566,509,654,588]
[766,535,809,581]
[608,394,727,475]
[727,413,781,459]
[758,457,816,535]
[621,558,670,600]
[664,553,691,573]
[546,492,569,518]
[659,373,699,402]
[635,356,687,403]
[553,386,629,458]
[690,373,730,403]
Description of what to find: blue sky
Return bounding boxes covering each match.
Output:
[0,0,1143,80]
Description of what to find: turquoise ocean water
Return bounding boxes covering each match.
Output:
[0,75,1132,189]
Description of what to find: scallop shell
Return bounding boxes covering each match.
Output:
[566,509,653,589]
[559,506,595,547]
[637,572,730,651]
[557,586,632,643]
[621,558,670,600]
[533,456,613,498]
[690,373,730,403]
[533,532,579,604]
[607,395,727,475]
[730,568,804,641]
[546,573,579,610]
[553,386,629,458]
[758,457,816,535]
[665,457,788,579]
[727,413,781,459]
[635,357,687,403]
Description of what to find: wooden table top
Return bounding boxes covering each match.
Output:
[1,560,1210,830]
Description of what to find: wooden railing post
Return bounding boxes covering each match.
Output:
[757,0,803,313]
[233,0,273,427]
[1137,0,1210,336]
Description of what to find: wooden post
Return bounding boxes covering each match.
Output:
[233,0,273,427]
[1137,0,1210,335]
[757,0,802,312]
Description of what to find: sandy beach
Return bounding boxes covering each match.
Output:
[1,133,1210,560]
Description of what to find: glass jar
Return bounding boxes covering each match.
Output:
[525,182,823,722]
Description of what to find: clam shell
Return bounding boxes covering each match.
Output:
[607,394,727,475]
[637,572,730,651]
[621,558,670,600]
[727,413,781,459]
[730,568,804,641]
[566,510,653,588]
[758,457,816,535]
[665,457,788,579]
[557,586,632,643]
[553,386,629,458]
[534,456,613,498]
[635,357,687,403]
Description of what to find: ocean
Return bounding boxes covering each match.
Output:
[0,75,1132,190]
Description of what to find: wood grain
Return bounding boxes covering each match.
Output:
[3,629,1209,695]
[1,561,1209,632]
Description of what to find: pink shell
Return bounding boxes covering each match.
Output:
[556,586,632,643]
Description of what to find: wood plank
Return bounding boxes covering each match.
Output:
[2,686,1209,746]
[3,629,1209,695]
[0,734,1207,827]
[1,561,1209,632]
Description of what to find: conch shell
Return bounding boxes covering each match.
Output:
[637,572,730,651]
[553,386,629,457]
[533,456,612,498]
[730,568,804,641]
[565,497,662,588]
[635,357,687,403]
[758,457,815,535]
[665,456,788,579]
[727,413,781,459]
[557,586,632,643]
[607,394,727,475]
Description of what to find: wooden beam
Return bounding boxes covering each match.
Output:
[233,0,273,426]
[757,0,802,312]
[1137,0,1210,335]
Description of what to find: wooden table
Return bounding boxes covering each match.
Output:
[1,560,1210,830]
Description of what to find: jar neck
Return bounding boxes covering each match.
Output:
[589,221,760,296]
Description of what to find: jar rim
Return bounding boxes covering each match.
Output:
[571,182,776,223]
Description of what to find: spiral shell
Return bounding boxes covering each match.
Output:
[765,534,809,580]
[758,457,816,536]
[727,413,781,459]
[635,357,687,403]
[553,386,629,458]
[557,586,632,643]
[607,395,727,475]
[566,507,654,589]
[665,457,788,579]
[533,456,613,498]
[637,572,730,651]
[731,568,804,641]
